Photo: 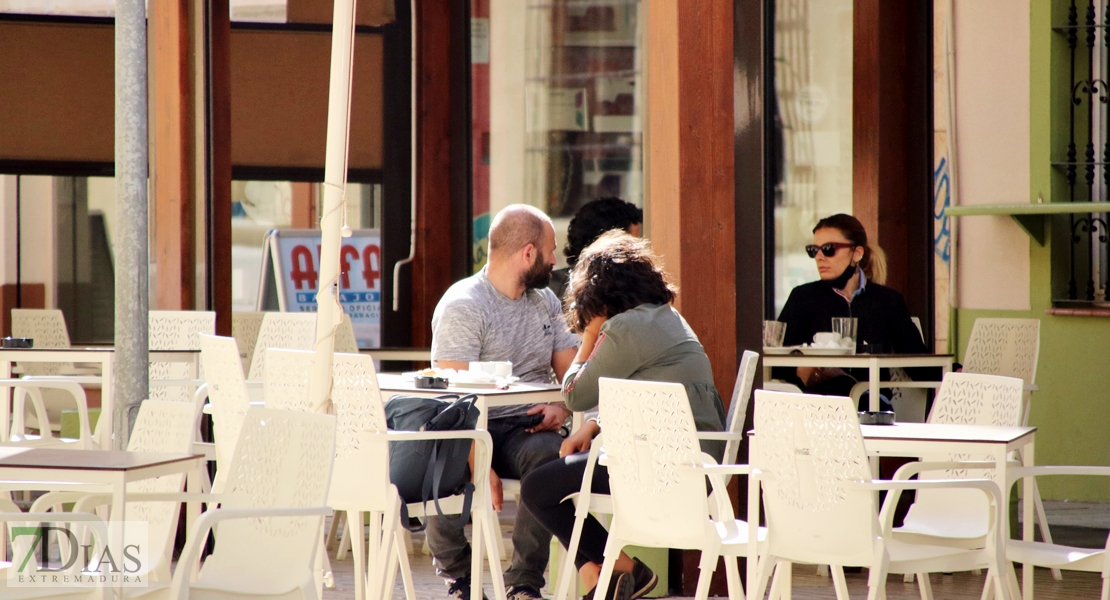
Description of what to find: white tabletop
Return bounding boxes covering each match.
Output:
[376,374,563,429]
[859,422,1036,444]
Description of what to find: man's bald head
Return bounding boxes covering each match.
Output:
[488,204,553,258]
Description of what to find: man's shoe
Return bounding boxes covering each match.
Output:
[582,572,634,600]
[447,576,489,600]
[506,585,546,600]
[629,559,658,600]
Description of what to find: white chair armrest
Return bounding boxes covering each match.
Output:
[1009,465,1110,480]
[682,463,751,476]
[891,460,999,481]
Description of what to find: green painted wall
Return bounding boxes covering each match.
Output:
[951,1,1110,502]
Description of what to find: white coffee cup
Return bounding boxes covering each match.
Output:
[813,332,840,345]
[469,361,513,378]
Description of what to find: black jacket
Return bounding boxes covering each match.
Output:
[774,280,934,387]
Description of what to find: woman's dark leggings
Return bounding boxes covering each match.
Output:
[519,450,610,570]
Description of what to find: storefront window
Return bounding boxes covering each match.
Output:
[770,0,853,315]
[522,0,644,218]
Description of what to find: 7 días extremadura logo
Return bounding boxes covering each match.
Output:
[7,522,149,588]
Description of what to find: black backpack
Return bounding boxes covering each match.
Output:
[384,393,480,532]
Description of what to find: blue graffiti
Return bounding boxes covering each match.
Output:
[934,157,951,264]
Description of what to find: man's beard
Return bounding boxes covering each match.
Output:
[522,253,554,289]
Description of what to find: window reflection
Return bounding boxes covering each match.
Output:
[771,0,854,315]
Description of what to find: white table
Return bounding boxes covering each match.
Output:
[375,374,563,430]
[747,422,1036,598]
[0,447,204,599]
[0,348,201,449]
[762,353,954,411]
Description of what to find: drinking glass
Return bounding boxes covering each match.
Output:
[763,320,787,347]
[831,317,858,348]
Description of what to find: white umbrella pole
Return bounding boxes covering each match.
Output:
[310,0,358,414]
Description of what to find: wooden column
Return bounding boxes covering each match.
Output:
[151,0,195,310]
[648,1,738,592]
[208,0,233,335]
[409,0,456,348]
[853,0,935,340]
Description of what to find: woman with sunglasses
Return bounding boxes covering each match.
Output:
[774,213,932,406]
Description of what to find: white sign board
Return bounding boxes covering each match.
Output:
[261,229,382,348]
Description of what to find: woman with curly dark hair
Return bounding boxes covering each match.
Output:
[548,197,643,303]
[520,231,726,600]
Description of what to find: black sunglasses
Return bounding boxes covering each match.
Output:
[805,242,855,258]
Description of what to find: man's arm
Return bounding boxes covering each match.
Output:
[552,346,577,382]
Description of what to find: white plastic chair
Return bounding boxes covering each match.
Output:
[263,348,504,600]
[997,465,1110,600]
[6,309,91,437]
[552,352,760,600]
[198,333,252,494]
[750,389,1015,600]
[594,377,760,600]
[151,407,337,600]
[248,313,318,381]
[893,373,1031,546]
[148,310,215,403]
[231,311,266,375]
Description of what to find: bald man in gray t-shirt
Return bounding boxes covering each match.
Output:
[428,205,578,600]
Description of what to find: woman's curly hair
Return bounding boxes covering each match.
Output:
[564,231,677,333]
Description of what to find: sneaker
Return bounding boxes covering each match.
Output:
[506,585,545,600]
[628,558,658,600]
[447,576,489,600]
[582,572,634,600]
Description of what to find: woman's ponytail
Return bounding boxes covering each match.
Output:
[861,244,887,285]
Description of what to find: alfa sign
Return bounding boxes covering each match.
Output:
[261,229,382,348]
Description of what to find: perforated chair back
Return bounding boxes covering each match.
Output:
[199,333,251,493]
[248,313,317,380]
[963,318,1040,387]
[723,350,759,465]
[232,312,266,375]
[11,308,71,375]
[597,378,715,550]
[148,310,215,403]
[753,389,875,566]
[194,407,336,595]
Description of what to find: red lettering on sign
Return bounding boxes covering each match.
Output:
[340,245,359,289]
[362,244,381,289]
[290,245,318,290]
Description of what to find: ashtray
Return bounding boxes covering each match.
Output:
[858,410,896,425]
[414,375,449,390]
[1,337,32,349]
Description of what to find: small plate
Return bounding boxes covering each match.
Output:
[763,346,802,355]
[799,346,855,356]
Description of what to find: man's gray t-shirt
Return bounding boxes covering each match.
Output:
[431,268,579,419]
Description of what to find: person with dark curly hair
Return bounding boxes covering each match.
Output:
[548,197,643,303]
[520,231,726,600]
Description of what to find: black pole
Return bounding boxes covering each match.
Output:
[15,174,20,308]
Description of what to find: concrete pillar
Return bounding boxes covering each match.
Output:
[114,0,149,448]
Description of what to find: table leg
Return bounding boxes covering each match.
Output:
[746,460,760,596]
[108,476,126,600]
[1022,441,1035,600]
[99,357,114,450]
[0,359,12,443]
[868,357,880,412]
